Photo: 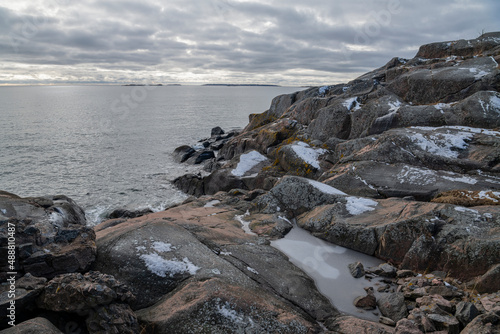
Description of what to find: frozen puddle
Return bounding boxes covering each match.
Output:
[272,226,383,321]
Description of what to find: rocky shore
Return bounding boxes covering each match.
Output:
[1,33,500,333]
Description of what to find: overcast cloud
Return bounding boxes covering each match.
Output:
[0,0,499,86]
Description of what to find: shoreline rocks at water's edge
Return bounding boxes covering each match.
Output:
[1,33,500,333]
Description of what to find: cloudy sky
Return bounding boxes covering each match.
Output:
[0,0,499,86]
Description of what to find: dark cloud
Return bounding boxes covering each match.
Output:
[0,0,499,85]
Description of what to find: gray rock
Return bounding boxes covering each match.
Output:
[211,126,225,136]
[379,316,396,327]
[85,303,139,334]
[394,318,424,334]
[426,313,460,334]
[348,261,365,278]
[377,292,408,322]
[172,145,195,163]
[460,309,500,334]
[0,317,63,334]
[353,294,377,310]
[455,301,480,328]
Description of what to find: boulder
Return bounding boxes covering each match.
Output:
[210,126,225,136]
[186,150,216,165]
[455,301,480,328]
[394,319,424,334]
[172,173,205,197]
[172,145,195,163]
[0,192,96,280]
[377,292,408,322]
[353,294,377,310]
[348,261,365,278]
[276,141,327,176]
[325,316,395,334]
[0,317,63,334]
[107,207,153,219]
[473,263,500,293]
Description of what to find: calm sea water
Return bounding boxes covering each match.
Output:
[0,85,299,224]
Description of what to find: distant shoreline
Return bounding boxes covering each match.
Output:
[202,84,281,87]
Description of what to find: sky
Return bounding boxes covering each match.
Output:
[0,0,499,86]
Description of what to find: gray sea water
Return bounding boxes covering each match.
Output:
[0,85,299,224]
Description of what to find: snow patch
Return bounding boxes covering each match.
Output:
[490,95,500,113]
[477,191,500,202]
[454,206,479,215]
[441,174,478,185]
[140,253,199,278]
[346,197,378,215]
[343,97,361,111]
[319,86,330,95]
[231,151,268,177]
[278,216,293,225]
[0,209,6,215]
[217,301,246,324]
[290,142,326,169]
[468,67,489,80]
[388,100,401,112]
[247,266,259,274]
[204,200,221,208]
[307,179,347,195]
[397,165,437,185]
[235,210,256,235]
[408,128,473,159]
[152,241,173,253]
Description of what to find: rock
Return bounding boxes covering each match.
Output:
[93,200,337,328]
[397,270,416,278]
[460,309,500,334]
[276,141,326,176]
[107,207,153,219]
[426,313,460,334]
[455,301,480,327]
[325,315,395,334]
[85,303,139,334]
[172,173,205,196]
[256,176,346,217]
[137,278,320,334]
[394,318,424,334]
[348,261,365,278]
[37,271,135,314]
[0,192,96,280]
[172,145,196,163]
[211,126,225,136]
[377,292,408,322]
[354,294,377,310]
[416,294,453,314]
[473,263,500,293]
[186,150,216,165]
[380,316,396,327]
[0,317,63,334]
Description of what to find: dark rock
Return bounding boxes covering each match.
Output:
[172,173,205,197]
[186,150,216,165]
[397,270,416,278]
[455,301,480,328]
[460,309,500,334]
[172,145,196,163]
[353,294,377,310]
[473,263,500,293]
[0,317,63,334]
[348,261,365,278]
[211,126,225,136]
[394,318,424,334]
[85,303,139,334]
[37,271,135,314]
[108,207,153,219]
[0,192,96,281]
[377,292,408,322]
[426,313,460,334]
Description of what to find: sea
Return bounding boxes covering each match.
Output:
[0,85,300,225]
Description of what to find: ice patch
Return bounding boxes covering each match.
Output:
[290,142,326,169]
[468,67,489,80]
[434,103,451,112]
[307,179,347,195]
[220,251,232,256]
[204,200,221,208]
[345,197,378,215]
[231,151,268,177]
[217,301,246,324]
[247,266,259,274]
[278,215,293,225]
[136,246,146,252]
[388,100,401,112]
[49,211,64,226]
[343,97,361,111]
[235,210,256,235]
[0,209,6,215]
[354,175,376,190]
[152,241,173,253]
[477,191,500,202]
[441,174,478,185]
[140,253,199,277]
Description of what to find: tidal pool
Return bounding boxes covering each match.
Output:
[272,226,384,321]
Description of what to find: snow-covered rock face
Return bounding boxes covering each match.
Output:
[231,150,268,177]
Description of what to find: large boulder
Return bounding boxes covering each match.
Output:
[0,317,63,334]
[0,191,96,280]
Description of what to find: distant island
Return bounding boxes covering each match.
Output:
[203,84,281,87]
[122,83,164,86]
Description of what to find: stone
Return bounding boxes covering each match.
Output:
[348,261,365,278]
[354,294,377,310]
[455,301,480,328]
[416,294,453,314]
[377,292,408,322]
[474,264,500,293]
[172,145,196,163]
[325,315,395,334]
[211,126,225,136]
[0,317,63,334]
[85,303,139,334]
[0,192,96,281]
[107,207,153,219]
[426,313,460,334]
[394,318,424,334]
[379,316,396,327]
[37,271,135,314]
[460,310,500,334]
